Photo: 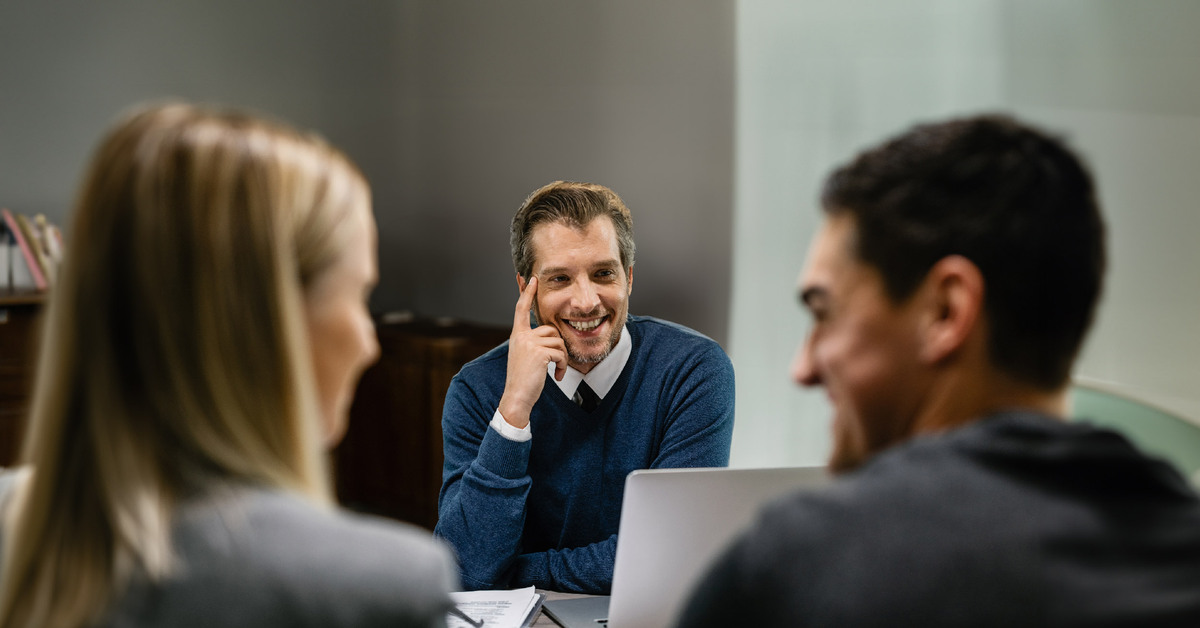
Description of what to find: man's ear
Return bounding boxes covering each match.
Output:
[516,273,528,294]
[917,255,984,365]
[626,267,634,295]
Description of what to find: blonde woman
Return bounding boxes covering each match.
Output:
[0,104,458,628]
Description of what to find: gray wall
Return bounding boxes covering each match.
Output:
[0,0,735,343]
[1003,1,1200,423]
[0,2,400,222]
[388,2,733,340]
[730,0,1200,468]
[730,0,1005,467]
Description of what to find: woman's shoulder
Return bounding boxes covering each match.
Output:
[157,486,458,627]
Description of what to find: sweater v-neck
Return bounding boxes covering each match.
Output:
[545,319,640,418]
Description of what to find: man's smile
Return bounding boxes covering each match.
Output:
[565,315,608,334]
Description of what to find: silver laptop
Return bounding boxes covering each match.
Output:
[542,465,828,628]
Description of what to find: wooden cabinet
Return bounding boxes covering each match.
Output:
[0,292,44,466]
[333,316,508,531]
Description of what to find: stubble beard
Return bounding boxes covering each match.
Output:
[533,299,626,369]
[566,321,623,366]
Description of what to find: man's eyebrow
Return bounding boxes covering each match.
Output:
[537,260,621,276]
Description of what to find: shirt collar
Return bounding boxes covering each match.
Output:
[548,324,632,400]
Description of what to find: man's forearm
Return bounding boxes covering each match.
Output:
[509,534,619,594]
[437,396,535,589]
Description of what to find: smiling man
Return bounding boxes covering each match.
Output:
[435,181,735,594]
[677,115,1200,626]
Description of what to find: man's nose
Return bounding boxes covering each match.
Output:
[570,279,601,312]
[791,333,821,387]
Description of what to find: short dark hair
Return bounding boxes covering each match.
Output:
[510,180,636,279]
[822,114,1106,389]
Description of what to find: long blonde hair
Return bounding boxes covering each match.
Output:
[0,103,372,628]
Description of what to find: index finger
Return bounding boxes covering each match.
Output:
[513,275,538,331]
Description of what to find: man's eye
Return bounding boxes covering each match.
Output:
[548,275,568,283]
[596,269,615,279]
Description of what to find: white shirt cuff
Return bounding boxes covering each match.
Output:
[490,409,532,442]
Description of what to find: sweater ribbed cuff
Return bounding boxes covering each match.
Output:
[476,424,531,480]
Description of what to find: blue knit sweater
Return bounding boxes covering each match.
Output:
[434,315,735,594]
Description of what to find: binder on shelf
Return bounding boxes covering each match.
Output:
[39,215,64,272]
[1,209,47,291]
[0,223,10,291]
[29,214,58,285]
[15,213,51,287]
[9,240,36,291]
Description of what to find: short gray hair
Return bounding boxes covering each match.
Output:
[510,180,636,279]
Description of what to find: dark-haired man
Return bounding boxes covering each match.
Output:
[435,181,734,594]
[677,115,1200,626]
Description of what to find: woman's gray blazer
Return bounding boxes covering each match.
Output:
[0,473,459,628]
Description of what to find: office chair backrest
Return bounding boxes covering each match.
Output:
[1071,379,1200,487]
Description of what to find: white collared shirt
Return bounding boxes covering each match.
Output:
[490,325,632,441]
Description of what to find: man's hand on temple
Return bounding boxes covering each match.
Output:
[498,276,567,428]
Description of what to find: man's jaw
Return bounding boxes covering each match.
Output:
[561,313,616,369]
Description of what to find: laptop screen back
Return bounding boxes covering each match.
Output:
[606,466,828,628]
